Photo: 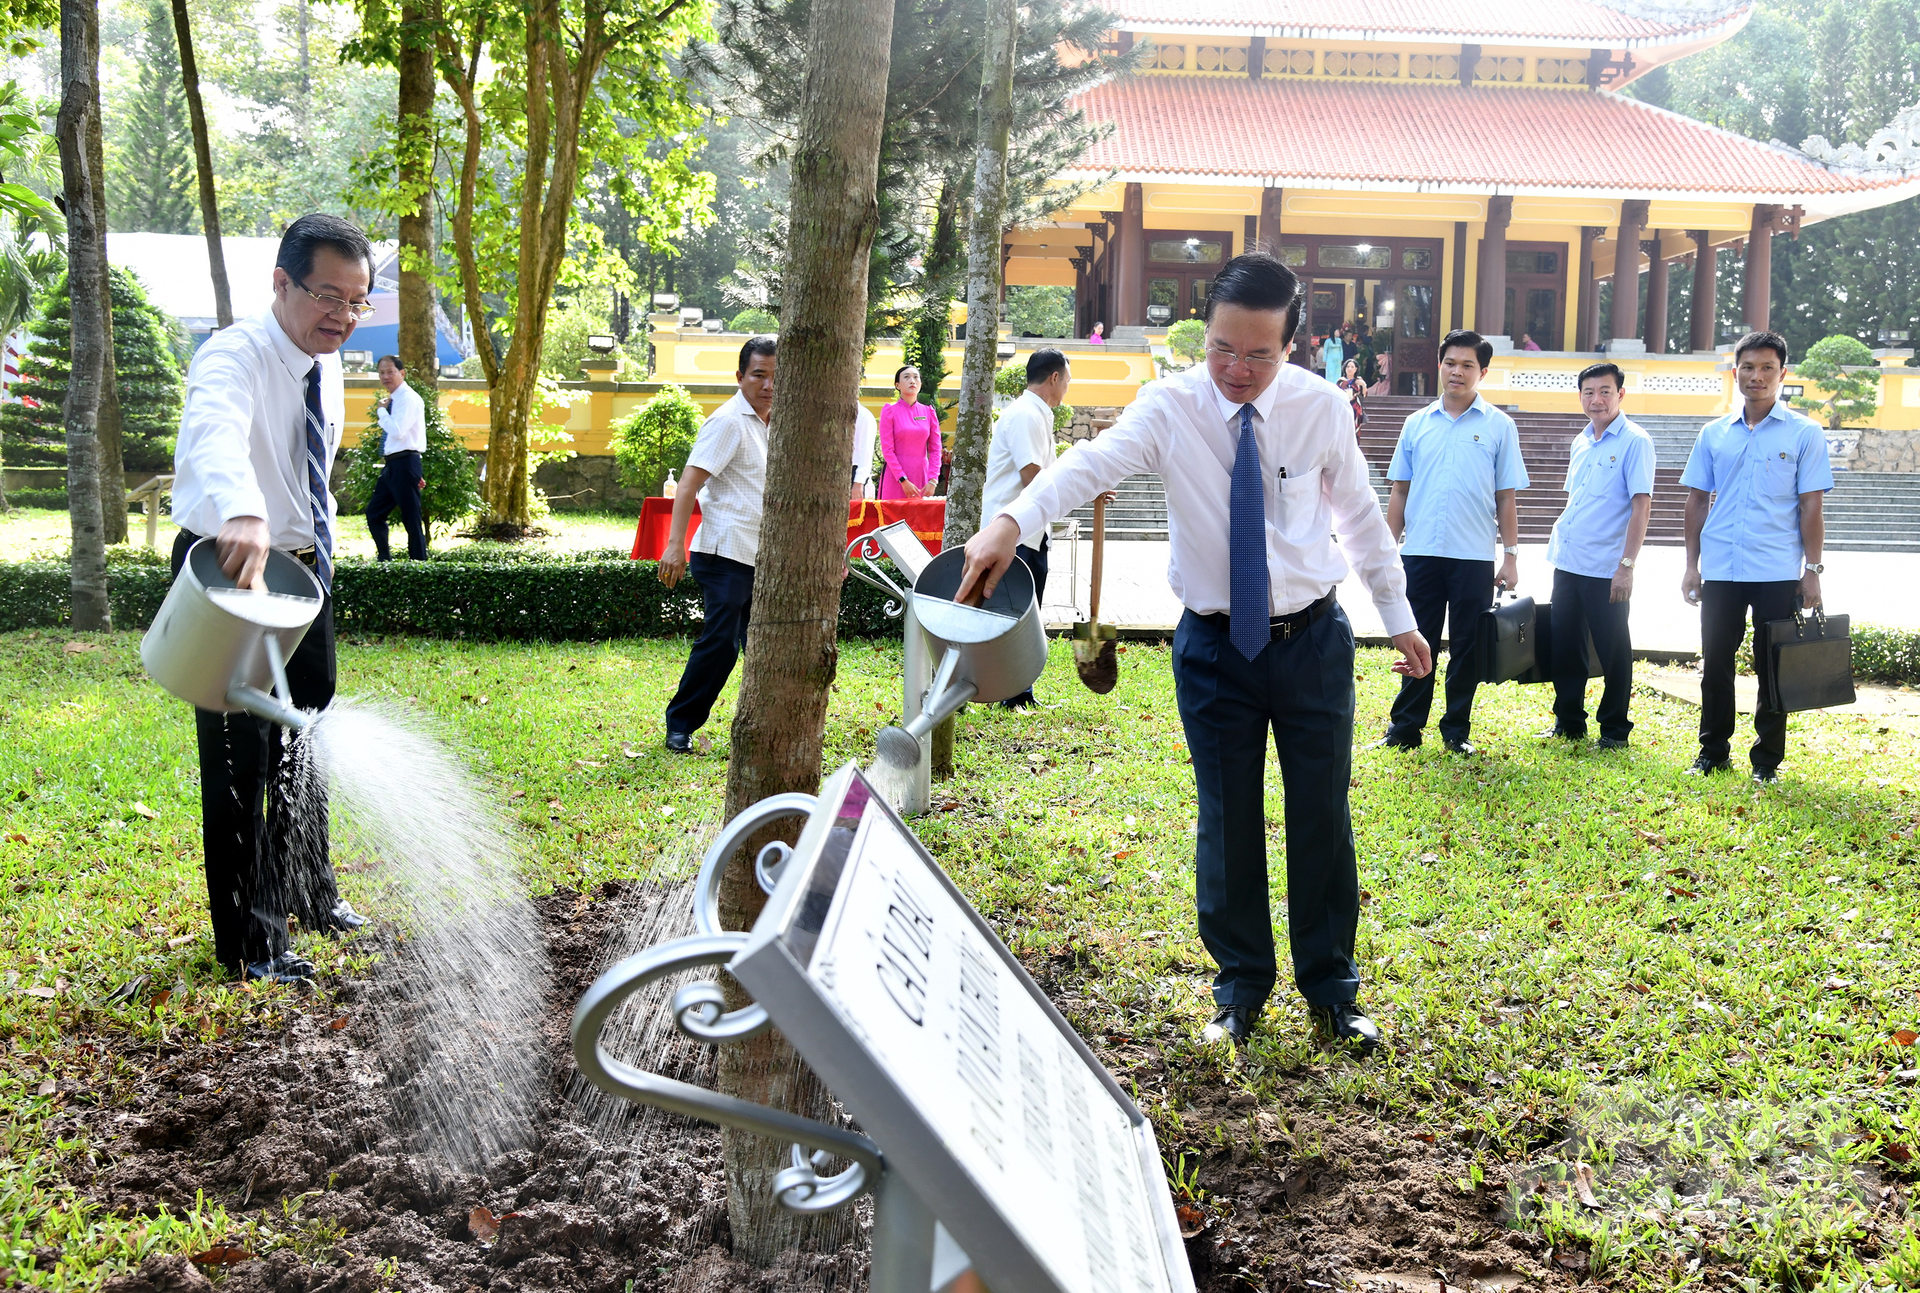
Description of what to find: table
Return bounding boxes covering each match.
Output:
[631,496,947,560]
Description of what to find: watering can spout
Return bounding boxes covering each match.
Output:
[875,676,977,770]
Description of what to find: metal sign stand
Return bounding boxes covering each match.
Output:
[572,765,1194,1293]
[846,524,936,815]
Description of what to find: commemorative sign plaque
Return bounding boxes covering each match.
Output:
[729,762,1193,1293]
[572,760,1194,1293]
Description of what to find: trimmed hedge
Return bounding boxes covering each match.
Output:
[0,553,908,641]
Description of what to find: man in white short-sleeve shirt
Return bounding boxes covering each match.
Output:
[981,348,1068,707]
[658,337,774,751]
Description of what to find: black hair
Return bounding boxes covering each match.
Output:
[1733,330,1789,367]
[377,354,404,371]
[893,365,920,384]
[1026,348,1068,386]
[738,335,777,374]
[1577,361,1624,392]
[1203,250,1304,346]
[1439,328,1494,369]
[276,213,375,288]
[1341,358,1358,376]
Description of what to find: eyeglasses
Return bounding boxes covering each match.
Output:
[1205,344,1281,372]
[292,278,376,321]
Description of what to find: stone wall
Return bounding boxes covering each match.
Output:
[1851,425,1920,473]
[533,454,653,512]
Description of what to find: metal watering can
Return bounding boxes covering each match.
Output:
[871,545,1046,769]
[140,538,324,730]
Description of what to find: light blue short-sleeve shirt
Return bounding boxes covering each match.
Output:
[1678,400,1833,582]
[1389,395,1531,560]
[1547,415,1657,579]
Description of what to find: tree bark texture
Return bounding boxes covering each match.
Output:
[85,76,125,544]
[942,0,1016,548]
[396,1,437,386]
[171,0,232,329]
[715,0,895,1264]
[58,0,111,629]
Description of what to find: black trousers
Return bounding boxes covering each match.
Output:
[1550,568,1635,741]
[172,530,340,972]
[1388,555,1494,745]
[665,552,755,736]
[1173,603,1361,1011]
[1001,536,1050,708]
[367,449,426,560]
[1700,579,1799,772]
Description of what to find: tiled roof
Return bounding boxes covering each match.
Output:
[1072,77,1911,199]
[1103,0,1750,44]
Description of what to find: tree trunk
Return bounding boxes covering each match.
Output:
[942,0,1017,547]
[716,0,894,1264]
[58,0,111,629]
[172,0,232,329]
[85,76,126,545]
[396,0,437,388]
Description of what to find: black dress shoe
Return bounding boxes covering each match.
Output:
[1370,733,1419,751]
[1310,1003,1382,1053]
[1202,1004,1256,1047]
[243,951,315,987]
[1751,766,1780,784]
[664,731,692,753]
[1595,736,1629,750]
[1536,725,1583,742]
[1442,738,1476,756]
[1687,754,1731,775]
[312,900,367,935]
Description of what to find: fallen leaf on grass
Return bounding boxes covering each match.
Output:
[62,641,98,655]
[660,804,675,817]
[574,759,604,769]
[148,990,171,1012]
[1108,849,1132,861]
[1174,1204,1205,1238]
[1554,1249,1590,1273]
[24,986,56,999]
[1665,884,1699,900]
[695,735,713,754]
[329,1016,350,1031]
[1892,1029,1917,1046]
[102,976,148,1006]
[510,789,527,800]
[621,747,641,760]
[1412,1132,1436,1144]
[35,1079,55,1096]
[165,934,197,949]
[189,1247,256,1266]
[469,1207,501,1243]
[1825,977,1855,992]
[1637,830,1667,847]
[6,833,26,844]
[1883,1142,1914,1164]
[1572,1162,1600,1208]
[130,802,158,820]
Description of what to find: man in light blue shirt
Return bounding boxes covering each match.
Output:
[1679,331,1834,782]
[1543,362,1655,748]
[1380,329,1530,754]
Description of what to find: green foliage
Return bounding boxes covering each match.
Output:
[539,281,647,381]
[0,552,906,638]
[993,361,1028,399]
[1003,285,1073,339]
[1790,334,1881,429]
[109,0,197,235]
[1053,403,1073,437]
[1166,318,1205,364]
[335,378,482,542]
[0,266,184,473]
[727,307,777,334]
[0,80,57,223]
[610,383,703,496]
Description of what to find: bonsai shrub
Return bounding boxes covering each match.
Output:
[1790,335,1880,429]
[611,383,704,496]
[1166,318,1206,366]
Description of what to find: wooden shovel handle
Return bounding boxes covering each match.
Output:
[1090,494,1106,624]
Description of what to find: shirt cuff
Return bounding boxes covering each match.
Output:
[1377,598,1417,638]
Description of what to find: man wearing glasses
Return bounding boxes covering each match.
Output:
[169,213,376,986]
[959,251,1431,1055]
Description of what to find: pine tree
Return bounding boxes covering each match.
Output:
[111,0,197,234]
[0,266,185,485]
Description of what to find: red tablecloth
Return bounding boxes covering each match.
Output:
[631,497,946,560]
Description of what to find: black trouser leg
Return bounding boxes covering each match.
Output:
[366,452,426,561]
[1746,581,1799,772]
[173,530,340,972]
[1387,554,1448,742]
[1174,605,1362,1011]
[1552,570,1636,740]
[366,469,397,561]
[1585,575,1635,741]
[1550,568,1592,737]
[664,553,755,736]
[1699,579,1797,769]
[1002,536,1050,708]
[1389,555,1491,743]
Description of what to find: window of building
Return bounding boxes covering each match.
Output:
[1150,236,1226,265]
[1320,244,1392,270]
[1507,250,1559,275]
[1402,248,1433,271]
[1276,245,1308,267]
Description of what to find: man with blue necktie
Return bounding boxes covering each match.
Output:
[959,252,1432,1053]
[169,214,374,986]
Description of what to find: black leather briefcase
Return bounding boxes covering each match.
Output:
[1476,594,1538,684]
[1512,601,1605,685]
[1763,609,1855,713]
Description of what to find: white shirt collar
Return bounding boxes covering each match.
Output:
[260,307,318,384]
[724,388,770,429]
[1018,389,1051,416]
[1205,364,1284,427]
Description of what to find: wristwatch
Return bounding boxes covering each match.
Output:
[1805,562,1825,574]
[1502,546,1519,556]
[1618,557,1636,569]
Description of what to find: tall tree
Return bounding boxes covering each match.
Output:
[112,0,196,234]
[715,0,893,1261]
[171,0,233,327]
[941,0,1015,547]
[80,9,125,544]
[429,0,713,533]
[55,0,110,625]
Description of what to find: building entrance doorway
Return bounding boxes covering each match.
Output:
[1145,229,1232,324]
[1502,242,1565,349]
[1275,236,1442,395]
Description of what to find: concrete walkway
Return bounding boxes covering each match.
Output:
[1040,540,1920,656]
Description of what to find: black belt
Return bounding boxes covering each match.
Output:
[1198,591,1336,641]
[289,547,318,569]
[385,450,421,463]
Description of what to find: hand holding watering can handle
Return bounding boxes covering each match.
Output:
[216,516,272,591]
[956,515,1021,606]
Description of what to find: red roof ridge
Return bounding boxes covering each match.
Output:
[1100,0,1757,46]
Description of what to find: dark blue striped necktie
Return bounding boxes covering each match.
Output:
[303,365,334,591]
[1229,403,1269,661]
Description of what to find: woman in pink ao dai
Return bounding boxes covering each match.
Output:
[879,365,942,499]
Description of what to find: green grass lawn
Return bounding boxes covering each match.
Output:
[1,628,1916,1288]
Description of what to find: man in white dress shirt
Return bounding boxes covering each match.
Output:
[960,252,1432,1052]
[658,336,774,752]
[365,353,428,560]
[169,213,374,985]
[981,347,1068,708]
[851,401,877,503]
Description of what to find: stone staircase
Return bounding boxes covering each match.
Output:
[1064,473,1167,541]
